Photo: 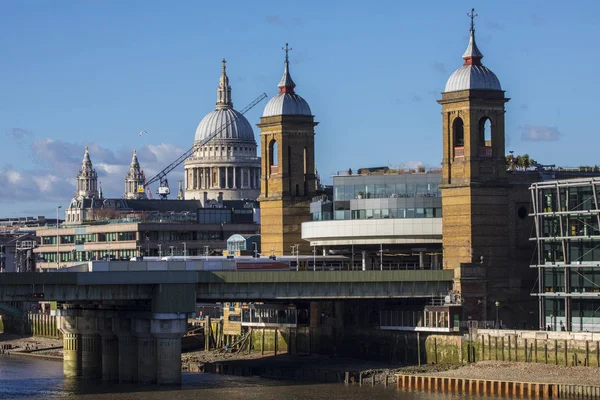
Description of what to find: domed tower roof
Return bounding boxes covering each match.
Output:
[75,146,99,200]
[263,43,312,117]
[194,59,255,143]
[444,9,502,93]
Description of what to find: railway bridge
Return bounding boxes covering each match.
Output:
[0,263,453,384]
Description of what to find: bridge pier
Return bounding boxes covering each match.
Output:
[98,312,119,381]
[114,318,138,383]
[135,319,157,383]
[62,332,81,377]
[79,312,101,379]
[81,332,102,379]
[156,333,184,384]
[59,313,81,378]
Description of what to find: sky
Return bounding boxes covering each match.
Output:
[1,0,599,218]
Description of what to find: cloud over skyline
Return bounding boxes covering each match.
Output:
[1,135,185,216]
[520,125,562,142]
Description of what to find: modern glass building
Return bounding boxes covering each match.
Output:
[302,170,443,270]
[530,177,600,332]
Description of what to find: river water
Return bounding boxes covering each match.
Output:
[0,356,479,400]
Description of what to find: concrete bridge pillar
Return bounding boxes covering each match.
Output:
[98,312,118,381]
[81,333,102,378]
[135,319,157,383]
[152,317,187,385]
[78,312,101,379]
[114,318,138,382]
[62,332,81,377]
[58,313,81,378]
[100,334,119,381]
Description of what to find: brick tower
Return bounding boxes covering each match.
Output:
[439,10,511,322]
[257,44,318,256]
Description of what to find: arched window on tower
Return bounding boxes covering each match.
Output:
[452,117,465,158]
[479,117,492,158]
[269,139,278,175]
[303,147,308,196]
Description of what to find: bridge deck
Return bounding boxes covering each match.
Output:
[0,270,454,302]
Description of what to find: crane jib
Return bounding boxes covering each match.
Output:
[144,93,267,190]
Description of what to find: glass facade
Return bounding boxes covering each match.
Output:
[531,178,600,332]
[313,172,442,221]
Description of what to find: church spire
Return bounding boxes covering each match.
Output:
[278,43,296,94]
[462,8,484,66]
[216,58,233,109]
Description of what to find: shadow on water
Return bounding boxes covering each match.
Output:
[1,353,484,399]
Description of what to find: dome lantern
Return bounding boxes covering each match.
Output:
[194,60,255,143]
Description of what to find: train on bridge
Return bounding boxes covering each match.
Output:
[128,255,350,271]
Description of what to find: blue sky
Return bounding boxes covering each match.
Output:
[1,1,599,217]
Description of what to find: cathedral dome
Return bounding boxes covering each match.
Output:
[194,60,255,143]
[194,108,254,142]
[444,15,502,93]
[263,44,312,117]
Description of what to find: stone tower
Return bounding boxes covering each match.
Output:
[439,10,511,322]
[76,146,100,200]
[258,44,318,256]
[124,150,147,199]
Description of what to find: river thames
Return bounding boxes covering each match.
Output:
[0,356,481,400]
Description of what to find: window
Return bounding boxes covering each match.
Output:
[453,117,464,147]
[479,117,492,146]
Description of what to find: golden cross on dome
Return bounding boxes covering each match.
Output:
[282,43,292,63]
[468,8,478,31]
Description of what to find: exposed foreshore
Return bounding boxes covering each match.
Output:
[2,333,600,388]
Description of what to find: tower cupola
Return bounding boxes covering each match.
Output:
[75,146,99,200]
[445,9,502,93]
[124,150,147,199]
[263,43,311,117]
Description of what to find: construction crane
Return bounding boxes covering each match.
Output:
[139,170,153,199]
[144,93,267,199]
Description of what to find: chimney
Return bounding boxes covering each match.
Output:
[203,192,208,207]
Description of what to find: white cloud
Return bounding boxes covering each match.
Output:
[520,125,562,142]
[6,170,22,184]
[0,138,187,215]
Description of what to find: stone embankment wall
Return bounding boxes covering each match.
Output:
[425,330,600,367]
[1,313,61,338]
[27,313,61,339]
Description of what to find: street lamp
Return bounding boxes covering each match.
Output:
[169,246,174,257]
[182,242,187,261]
[56,206,62,269]
[549,313,555,331]
[495,301,500,328]
[145,236,149,257]
[158,244,162,258]
[312,245,317,271]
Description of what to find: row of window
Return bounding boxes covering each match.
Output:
[334,183,440,201]
[542,240,600,264]
[324,207,443,221]
[540,215,600,238]
[42,230,244,246]
[39,246,220,263]
[543,268,600,293]
[541,186,600,213]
